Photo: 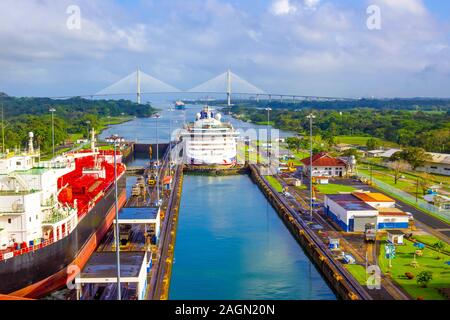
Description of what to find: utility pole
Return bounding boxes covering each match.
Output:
[156,115,160,204]
[105,134,125,300]
[1,104,4,154]
[416,177,419,203]
[49,108,56,159]
[306,113,316,221]
[227,69,232,107]
[266,107,272,174]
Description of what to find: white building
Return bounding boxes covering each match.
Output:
[301,152,349,177]
[324,192,410,232]
[416,152,450,176]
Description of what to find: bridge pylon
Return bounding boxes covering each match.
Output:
[227,69,231,107]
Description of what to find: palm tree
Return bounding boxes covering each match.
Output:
[416,271,433,288]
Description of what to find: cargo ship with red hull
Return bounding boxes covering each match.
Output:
[0,131,126,298]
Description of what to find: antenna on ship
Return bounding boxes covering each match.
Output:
[28,132,34,154]
[90,128,97,151]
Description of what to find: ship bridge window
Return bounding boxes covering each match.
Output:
[16,161,21,166]
[8,218,11,224]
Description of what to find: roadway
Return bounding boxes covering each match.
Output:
[275,174,410,300]
[332,178,450,241]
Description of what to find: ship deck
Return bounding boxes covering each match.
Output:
[75,251,147,300]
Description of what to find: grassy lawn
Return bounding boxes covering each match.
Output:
[411,235,450,255]
[237,144,265,163]
[360,163,450,192]
[256,121,275,126]
[359,167,415,194]
[344,264,367,285]
[98,116,134,132]
[335,135,398,147]
[379,238,450,300]
[68,133,84,142]
[40,147,73,161]
[281,149,309,166]
[315,183,356,194]
[98,145,115,151]
[265,176,283,192]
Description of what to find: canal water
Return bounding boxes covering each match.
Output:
[169,175,335,300]
[99,103,294,144]
[104,102,335,300]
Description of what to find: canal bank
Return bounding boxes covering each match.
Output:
[169,174,336,300]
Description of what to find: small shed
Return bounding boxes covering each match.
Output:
[328,237,340,250]
[387,230,404,245]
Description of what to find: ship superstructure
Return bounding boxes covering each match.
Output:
[178,105,239,166]
[174,100,186,110]
[0,130,126,298]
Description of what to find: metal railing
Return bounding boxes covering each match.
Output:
[0,238,55,262]
[358,171,450,222]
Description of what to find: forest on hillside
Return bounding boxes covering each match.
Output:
[222,98,450,111]
[228,105,450,153]
[0,94,156,153]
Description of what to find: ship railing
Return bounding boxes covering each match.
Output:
[0,238,55,262]
[36,161,74,169]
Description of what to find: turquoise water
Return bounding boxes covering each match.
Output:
[169,175,336,300]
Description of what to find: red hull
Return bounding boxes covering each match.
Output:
[9,190,127,299]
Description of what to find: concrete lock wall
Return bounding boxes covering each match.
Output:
[133,143,169,159]
[248,165,364,300]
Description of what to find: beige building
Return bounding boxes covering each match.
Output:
[416,153,450,176]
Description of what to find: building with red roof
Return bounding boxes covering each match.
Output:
[301,152,348,177]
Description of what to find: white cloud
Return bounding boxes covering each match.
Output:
[304,0,320,10]
[0,0,449,97]
[270,0,297,16]
[374,0,426,16]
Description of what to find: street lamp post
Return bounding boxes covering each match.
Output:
[105,134,125,300]
[265,107,272,174]
[49,108,56,159]
[156,116,160,204]
[306,113,316,221]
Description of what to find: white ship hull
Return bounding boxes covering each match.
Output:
[179,105,239,167]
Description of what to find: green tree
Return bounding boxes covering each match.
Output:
[366,138,380,150]
[387,160,411,184]
[389,151,402,162]
[399,147,432,170]
[416,271,433,288]
[432,241,445,258]
[285,137,303,153]
[418,173,432,195]
[342,148,360,160]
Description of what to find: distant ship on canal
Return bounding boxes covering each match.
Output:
[0,131,126,298]
[174,100,186,110]
[179,105,239,167]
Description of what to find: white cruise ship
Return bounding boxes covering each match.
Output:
[179,105,239,167]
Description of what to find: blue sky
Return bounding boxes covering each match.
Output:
[0,0,449,98]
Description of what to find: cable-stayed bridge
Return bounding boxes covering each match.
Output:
[50,68,352,104]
